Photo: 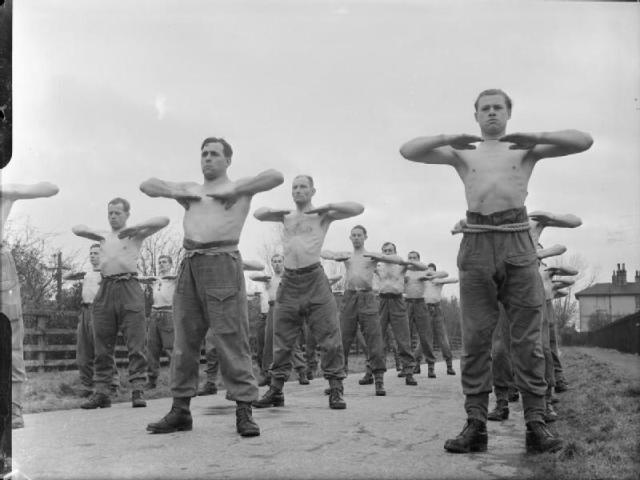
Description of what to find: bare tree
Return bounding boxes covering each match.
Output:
[256,224,285,275]
[549,253,599,330]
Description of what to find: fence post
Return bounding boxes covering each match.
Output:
[36,313,48,372]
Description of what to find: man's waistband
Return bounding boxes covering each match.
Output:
[183,238,239,251]
[81,302,92,308]
[426,302,441,307]
[379,292,403,299]
[345,288,372,293]
[284,263,321,275]
[152,305,173,311]
[102,272,138,282]
[268,300,275,306]
[466,207,528,226]
[406,297,425,302]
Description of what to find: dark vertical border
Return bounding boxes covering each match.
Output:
[0,313,11,475]
[0,0,12,169]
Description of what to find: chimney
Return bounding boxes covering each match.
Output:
[635,270,640,283]
[621,263,627,285]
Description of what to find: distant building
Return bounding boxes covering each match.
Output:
[574,263,640,331]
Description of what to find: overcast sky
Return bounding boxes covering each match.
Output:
[3,0,639,298]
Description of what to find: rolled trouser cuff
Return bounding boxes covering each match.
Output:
[464,392,489,423]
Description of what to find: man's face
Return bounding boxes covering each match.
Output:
[108,203,129,230]
[201,142,230,180]
[271,255,284,274]
[408,252,419,262]
[89,248,101,268]
[349,228,366,248]
[427,265,435,273]
[382,244,396,255]
[158,257,172,275]
[474,94,511,136]
[291,176,315,205]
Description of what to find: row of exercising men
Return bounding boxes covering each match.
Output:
[1,87,593,456]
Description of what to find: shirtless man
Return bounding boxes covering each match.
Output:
[252,175,363,410]
[72,198,169,409]
[141,255,176,390]
[322,225,422,396]
[142,137,283,437]
[488,212,581,422]
[375,242,427,386]
[405,258,457,378]
[63,244,120,397]
[400,88,592,454]
[198,258,266,396]
[0,182,59,428]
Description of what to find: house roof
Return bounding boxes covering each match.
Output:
[575,282,640,298]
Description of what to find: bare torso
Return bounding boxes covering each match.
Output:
[454,141,535,215]
[344,251,377,290]
[405,270,425,298]
[100,231,144,276]
[282,211,330,269]
[376,263,406,295]
[182,181,252,243]
[423,281,444,304]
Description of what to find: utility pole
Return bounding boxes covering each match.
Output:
[46,251,70,309]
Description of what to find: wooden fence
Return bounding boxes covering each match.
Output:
[22,294,462,372]
[561,311,640,355]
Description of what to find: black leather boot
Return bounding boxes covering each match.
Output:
[487,400,509,421]
[252,386,284,408]
[147,405,193,434]
[236,402,260,437]
[444,419,488,453]
[328,379,346,409]
[525,421,563,453]
[374,372,386,396]
[81,392,111,410]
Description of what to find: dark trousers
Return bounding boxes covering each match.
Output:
[407,300,453,367]
[549,318,566,383]
[77,305,119,391]
[491,305,515,401]
[340,290,386,374]
[255,313,267,373]
[170,252,257,402]
[92,278,147,394]
[378,295,415,373]
[458,207,546,424]
[271,266,346,383]
[542,300,555,390]
[146,309,174,382]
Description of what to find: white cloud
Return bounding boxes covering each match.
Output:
[154,94,167,120]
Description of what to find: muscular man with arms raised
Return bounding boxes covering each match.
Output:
[141,137,283,437]
[72,197,169,409]
[400,89,592,454]
[253,175,363,410]
[1,182,58,429]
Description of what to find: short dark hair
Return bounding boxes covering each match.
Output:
[351,225,367,236]
[108,197,130,213]
[382,242,396,253]
[408,251,420,259]
[158,255,173,265]
[474,89,513,112]
[201,137,233,158]
[294,174,314,188]
[427,263,436,270]
[271,253,284,261]
[90,243,101,251]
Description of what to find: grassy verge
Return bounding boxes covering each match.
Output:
[521,347,640,480]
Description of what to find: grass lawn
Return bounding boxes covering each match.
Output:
[520,347,640,480]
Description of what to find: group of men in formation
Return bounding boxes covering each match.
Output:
[1,88,593,456]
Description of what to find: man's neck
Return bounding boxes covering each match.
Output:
[481,129,505,141]
[273,270,283,277]
[353,245,365,254]
[203,172,230,186]
[295,201,313,213]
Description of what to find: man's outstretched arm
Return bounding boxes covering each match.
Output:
[72,225,106,242]
[500,129,593,159]
[117,217,170,240]
[529,211,582,229]
[1,182,59,200]
[321,250,351,262]
[253,207,291,222]
[400,134,481,165]
[243,259,265,271]
[306,202,364,221]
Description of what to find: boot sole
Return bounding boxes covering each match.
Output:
[253,401,284,408]
[238,429,261,437]
[329,404,347,410]
[375,391,386,396]
[444,441,488,453]
[81,404,111,410]
[487,411,509,421]
[132,402,147,408]
[147,423,193,434]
